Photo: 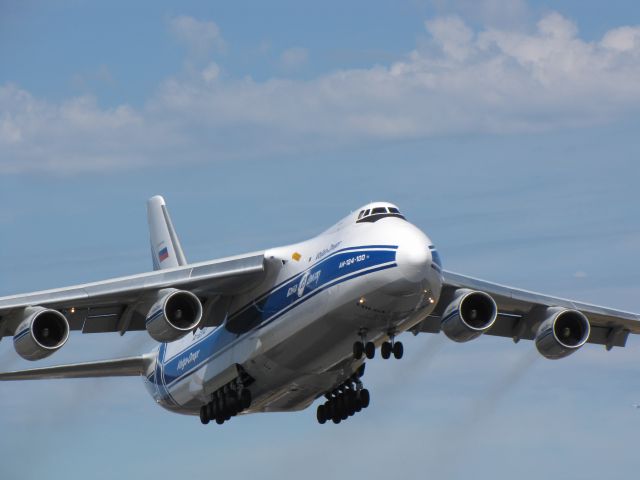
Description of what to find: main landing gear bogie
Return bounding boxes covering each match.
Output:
[199,387,252,426]
[317,381,370,425]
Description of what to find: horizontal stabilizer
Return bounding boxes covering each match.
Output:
[0,354,154,381]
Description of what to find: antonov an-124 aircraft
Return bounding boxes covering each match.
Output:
[0,197,638,426]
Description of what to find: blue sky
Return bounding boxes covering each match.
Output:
[1,1,640,479]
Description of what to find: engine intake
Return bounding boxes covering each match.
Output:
[145,289,203,342]
[441,290,498,342]
[535,308,590,359]
[14,307,70,361]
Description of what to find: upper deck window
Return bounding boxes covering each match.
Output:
[356,206,406,223]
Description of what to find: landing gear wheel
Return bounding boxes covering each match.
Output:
[353,341,364,359]
[317,404,327,424]
[215,417,224,425]
[381,342,392,359]
[393,341,404,359]
[358,389,370,409]
[228,391,239,416]
[240,389,252,410]
[365,342,376,359]
[207,402,216,419]
[346,391,357,416]
[200,406,210,425]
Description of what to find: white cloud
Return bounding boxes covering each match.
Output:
[3,12,640,174]
[169,15,226,60]
[426,16,475,61]
[279,47,309,71]
[601,26,640,52]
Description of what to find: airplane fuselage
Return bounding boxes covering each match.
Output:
[143,204,443,416]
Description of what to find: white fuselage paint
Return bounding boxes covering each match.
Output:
[143,203,443,415]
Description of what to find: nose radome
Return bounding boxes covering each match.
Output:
[396,233,430,283]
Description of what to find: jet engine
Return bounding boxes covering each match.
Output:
[14,307,70,361]
[441,289,498,342]
[145,289,203,342]
[535,308,590,359]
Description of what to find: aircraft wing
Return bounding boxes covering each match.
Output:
[419,270,640,349]
[0,252,266,338]
[0,355,153,380]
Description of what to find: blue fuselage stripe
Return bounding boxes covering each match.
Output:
[150,246,399,393]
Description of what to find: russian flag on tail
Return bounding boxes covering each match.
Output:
[158,247,169,262]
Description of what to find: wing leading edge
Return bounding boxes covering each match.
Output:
[420,270,640,349]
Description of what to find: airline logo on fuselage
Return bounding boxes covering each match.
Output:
[177,350,200,372]
[315,242,342,260]
[287,270,322,298]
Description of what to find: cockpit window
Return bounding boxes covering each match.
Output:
[356,206,406,224]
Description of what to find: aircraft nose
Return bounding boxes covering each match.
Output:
[395,231,430,283]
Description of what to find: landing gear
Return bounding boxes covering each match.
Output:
[200,405,210,424]
[353,341,364,360]
[316,372,371,425]
[354,340,375,359]
[364,342,376,359]
[381,341,392,359]
[355,330,404,361]
[381,335,403,360]
[393,341,404,359]
[199,372,254,426]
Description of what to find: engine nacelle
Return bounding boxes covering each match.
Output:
[13,307,70,361]
[535,308,590,359]
[145,289,203,342]
[441,289,498,342]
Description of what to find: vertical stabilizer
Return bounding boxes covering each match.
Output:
[147,195,187,270]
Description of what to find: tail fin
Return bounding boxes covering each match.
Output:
[147,195,187,270]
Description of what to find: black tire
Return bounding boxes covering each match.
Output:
[365,342,376,359]
[335,395,344,417]
[331,400,341,423]
[359,389,370,409]
[228,391,239,416]
[393,341,404,359]
[240,389,252,410]
[317,404,327,424]
[353,341,364,359]
[215,416,224,425]
[207,401,216,419]
[381,342,392,359]
[357,363,366,378]
[200,406,210,425]
[347,391,357,416]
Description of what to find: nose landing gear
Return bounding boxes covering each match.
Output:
[381,337,403,360]
[353,331,376,360]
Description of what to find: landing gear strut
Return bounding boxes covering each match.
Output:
[353,329,377,360]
